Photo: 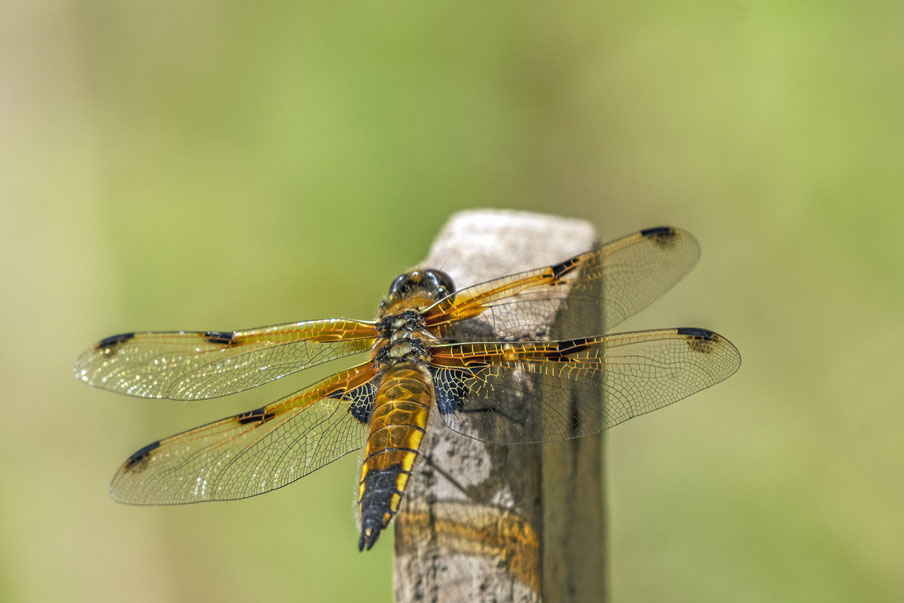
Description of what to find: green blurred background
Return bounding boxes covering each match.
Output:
[2,1,902,601]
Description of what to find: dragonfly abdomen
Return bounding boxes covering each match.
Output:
[357,362,433,551]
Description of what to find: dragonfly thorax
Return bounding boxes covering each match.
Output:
[375,312,433,371]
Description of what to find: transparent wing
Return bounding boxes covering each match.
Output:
[423,227,700,341]
[74,319,377,400]
[111,363,378,505]
[428,327,740,444]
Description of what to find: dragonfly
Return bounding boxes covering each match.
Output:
[74,226,740,551]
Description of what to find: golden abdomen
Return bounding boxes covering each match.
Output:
[357,362,433,550]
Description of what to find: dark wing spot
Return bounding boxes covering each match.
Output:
[96,332,135,351]
[557,337,594,355]
[235,406,276,426]
[550,257,581,280]
[640,226,677,247]
[204,331,235,346]
[545,337,594,362]
[123,440,160,472]
[677,327,719,353]
[432,367,479,415]
[676,327,717,339]
[327,382,376,425]
[347,395,374,425]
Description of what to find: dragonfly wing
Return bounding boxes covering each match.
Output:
[429,328,740,444]
[111,363,378,504]
[423,227,700,341]
[74,319,377,400]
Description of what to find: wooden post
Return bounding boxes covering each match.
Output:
[394,210,605,602]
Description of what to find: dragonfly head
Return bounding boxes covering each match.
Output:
[382,269,455,310]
